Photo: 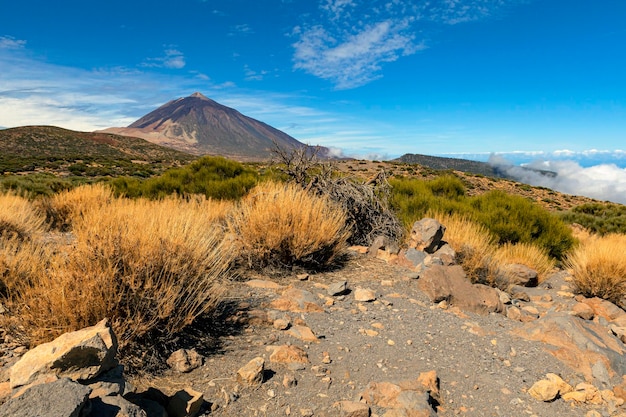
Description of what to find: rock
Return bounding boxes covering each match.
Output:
[562,383,603,405]
[410,218,445,254]
[287,325,318,342]
[245,279,284,290]
[529,379,560,402]
[582,297,625,321]
[90,394,148,417]
[354,288,376,302]
[360,379,436,416]
[0,378,91,417]
[402,248,427,270]
[237,357,265,386]
[368,236,400,257]
[572,302,595,320]
[273,318,291,330]
[432,243,456,266]
[10,319,117,389]
[499,264,539,287]
[506,306,522,321]
[167,388,204,417]
[512,312,626,382]
[266,345,309,365]
[283,374,297,388]
[328,281,349,296]
[166,349,203,373]
[270,287,325,313]
[333,400,370,417]
[417,265,504,315]
[125,388,170,417]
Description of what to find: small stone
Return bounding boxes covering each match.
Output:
[286,325,318,342]
[283,374,297,388]
[267,345,309,364]
[354,288,377,302]
[167,388,204,417]
[572,303,595,320]
[334,400,370,417]
[328,281,349,296]
[322,352,332,364]
[297,273,309,281]
[167,349,203,373]
[237,357,265,386]
[267,389,276,398]
[300,408,314,416]
[274,318,291,330]
[387,339,395,346]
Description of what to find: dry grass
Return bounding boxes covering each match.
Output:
[565,233,626,304]
[228,181,351,270]
[0,192,46,241]
[1,191,235,347]
[430,211,495,283]
[489,242,556,286]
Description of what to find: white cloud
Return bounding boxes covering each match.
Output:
[142,48,186,69]
[489,155,626,204]
[0,36,26,49]
[293,19,420,89]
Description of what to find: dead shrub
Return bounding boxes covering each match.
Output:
[488,242,556,287]
[430,211,495,283]
[565,233,626,304]
[272,145,404,246]
[1,195,235,348]
[0,192,46,241]
[228,181,350,270]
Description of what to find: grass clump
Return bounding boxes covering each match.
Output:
[0,192,46,241]
[565,233,626,305]
[429,211,494,283]
[1,187,235,348]
[489,242,556,286]
[228,181,350,270]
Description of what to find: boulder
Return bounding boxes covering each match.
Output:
[528,373,572,402]
[402,248,427,269]
[270,287,324,313]
[367,235,400,258]
[286,325,318,342]
[409,218,445,254]
[10,319,117,389]
[0,378,91,417]
[89,394,148,417]
[354,288,377,302]
[498,264,539,287]
[266,345,309,365]
[417,265,504,315]
[167,388,204,417]
[432,243,456,266]
[333,400,370,417]
[512,312,626,382]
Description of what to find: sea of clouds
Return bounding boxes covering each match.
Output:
[485,151,626,205]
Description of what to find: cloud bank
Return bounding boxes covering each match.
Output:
[292,0,521,89]
[489,155,626,205]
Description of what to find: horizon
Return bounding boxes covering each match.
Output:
[1,0,626,203]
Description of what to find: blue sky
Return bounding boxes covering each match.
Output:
[1,0,625,163]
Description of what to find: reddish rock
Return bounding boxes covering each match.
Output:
[270,287,324,313]
[266,345,309,364]
[286,325,318,342]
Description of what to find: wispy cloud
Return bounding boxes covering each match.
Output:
[0,35,26,49]
[292,0,522,89]
[142,47,186,69]
[229,24,254,36]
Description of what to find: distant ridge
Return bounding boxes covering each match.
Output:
[392,153,502,177]
[101,92,322,160]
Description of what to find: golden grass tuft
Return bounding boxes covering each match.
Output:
[2,193,235,347]
[0,192,46,241]
[429,211,495,283]
[228,181,351,270]
[565,233,626,304]
[489,242,556,286]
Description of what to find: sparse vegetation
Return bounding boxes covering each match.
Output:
[0,192,46,241]
[228,181,350,270]
[561,202,626,235]
[566,233,626,305]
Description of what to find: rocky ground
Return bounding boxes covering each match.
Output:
[2,221,626,417]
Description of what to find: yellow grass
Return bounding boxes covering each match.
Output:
[0,192,46,241]
[228,181,351,269]
[565,233,626,304]
[489,242,556,285]
[429,211,495,283]
[41,183,116,230]
[2,193,235,347]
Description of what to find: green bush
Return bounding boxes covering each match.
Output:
[561,202,626,235]
[110,156,259,200]
[390,177,574,260]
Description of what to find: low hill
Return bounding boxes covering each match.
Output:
[0,125,195,177]
[392,153,501,177]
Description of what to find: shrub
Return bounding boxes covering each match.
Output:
[565,234,626,305]
[430,211,494,283]
[228,182,350,270]
[110,156,258,200]
[561,202,626,235]
[1,194,235,348]
[469,191,574,260]
[0,192,46,241]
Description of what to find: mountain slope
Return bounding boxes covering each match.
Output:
[0,125,194,175]
[102,92,309,160]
